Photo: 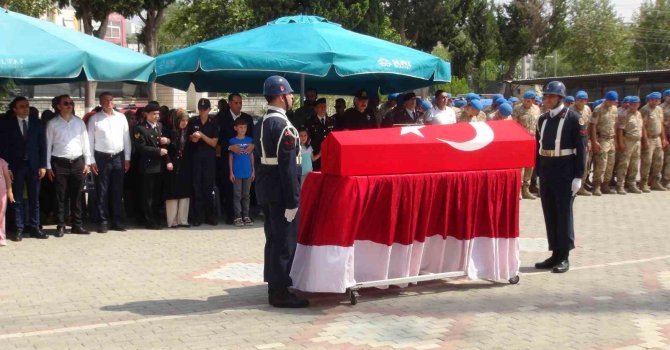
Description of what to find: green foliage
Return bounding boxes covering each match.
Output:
[434,76,470,96]
[631,0,670,70]
[1,0,55,17]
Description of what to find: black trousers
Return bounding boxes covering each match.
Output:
[192,154,216,223]
[539,174,575,257]
[262,202,299,290]
[52,156,85,227]
[94,151,124,226]
[218,157,235,221]
[141,173,162,226]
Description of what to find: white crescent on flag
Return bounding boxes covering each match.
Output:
[436,122,494,152]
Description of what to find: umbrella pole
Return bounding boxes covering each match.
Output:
[300,74,305,106]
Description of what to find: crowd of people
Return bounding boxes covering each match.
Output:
[0,86,669,247]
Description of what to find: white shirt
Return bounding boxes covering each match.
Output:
[16,115,29,136]
[406,108,415,120]
[549,104,565,118]
[424,106,456,125]
[88,109,131,162]
[230,110,241,120]
[46,115,92,169]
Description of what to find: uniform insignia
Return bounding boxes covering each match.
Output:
[134,132,141,139]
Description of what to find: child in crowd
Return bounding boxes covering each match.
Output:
[298,128,321,188]
[1,157,15,246]
[228,118,255,227]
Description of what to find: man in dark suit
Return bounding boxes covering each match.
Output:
[133,103,171,230]
[218,93,254,225]
[0,97,48,241]
[305,98,336,171]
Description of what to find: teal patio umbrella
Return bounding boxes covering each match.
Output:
[0,9,155,84]
[155,15,450,94]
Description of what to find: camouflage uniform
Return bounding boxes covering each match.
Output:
[591,104,618,194]
[572,104,592,195]
[661,101,670,187]
[512,103,541,199]
[457,110,487,123]
[615,109,643,193]
[640,104,666,191]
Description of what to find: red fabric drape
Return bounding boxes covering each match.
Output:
[299,169,520,247]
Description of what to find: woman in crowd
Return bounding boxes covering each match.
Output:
[164,109,192,228]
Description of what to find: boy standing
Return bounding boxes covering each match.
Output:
[229,118,255,226]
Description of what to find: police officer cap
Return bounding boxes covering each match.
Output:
[508,97,519,103]
[453,99,467,108]
[387,93,400,101]
[402,92,416,101]
[144,102,160,113]
[664,89,670,97]
[493,94,504,102]
[648,91,662,100]
[629,96,641,103]
[419,99,432,110]
[543,81,566,97]
[498,103,513,117]
[575,90,588,100]
[263,75,294,96]
[315,97,327,106]
[355,89,370,100]
[465,92,480,101]
[469,99,483,111]
[523,90,536,100]
[565,96,575,103]
[605,91,618,101]
[197,98,211,110]
[495,97,507,106]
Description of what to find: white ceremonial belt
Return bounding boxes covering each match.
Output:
[260,157,301,166]
[539,148,576,157]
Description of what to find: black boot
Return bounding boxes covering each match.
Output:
[534,251,559,269]
[552,250,570,273]
[268,289,309,308]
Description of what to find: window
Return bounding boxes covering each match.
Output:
[107,20,121,39]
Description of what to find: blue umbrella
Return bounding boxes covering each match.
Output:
[156,15,450,94]
[0,9,155,84]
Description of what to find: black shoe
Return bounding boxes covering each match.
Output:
[205,218,219,226]
[145,224,162,230]
[11,230,23,242]
[534,256,558,269]
[178,224,191,228]
[110,224,126,232]
[191,220,202,227]
[28,227,49,239]
[225,218,235,225]
[71,226,90,235]
[268,290,310,308]
[552,259,570,273]
[98,224,108,233]
[55,226,66,238]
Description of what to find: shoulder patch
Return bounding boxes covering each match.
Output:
[134,131,141,139]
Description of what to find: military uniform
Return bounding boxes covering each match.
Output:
[512,103,541,198]
[615,109,643,193]
[572,104,592,194]
[640,104,666,191]
[133,121,170,228]
[290,102,315,129]
[457,109,487,123]
[661,101,670,187]
[306,114,335,171]
[590,104,618,194]
[341,107,375,130]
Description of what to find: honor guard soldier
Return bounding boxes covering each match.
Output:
[133,103,171,229]
[534,81,586,274]
[254,76,309,308]
[305,98,335,171]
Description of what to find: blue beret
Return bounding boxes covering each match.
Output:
[387,93,400,101]
[535,96,543,104]
[622,96,631,103]
[498,103,513,117]
[447,93,452,99]
[629,96,641,103]
[649,91,662,100]
[523,90,536,99]
[605,91,618,101]
[575,90,588,100]
[465,93,480,101]
[593,99,604,109]
[508,97,519,103]
[420,99,432,110]
[495,97,507,106]
[470,99,483,111]
[664,89,670,97]
[493,94,504,101]
[565,96,575,103]
[453,99,467,108]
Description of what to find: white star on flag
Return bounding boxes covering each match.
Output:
[400,125,425,138]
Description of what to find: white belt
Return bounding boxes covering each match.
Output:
[259,112,301,166]
[539,148,576,157]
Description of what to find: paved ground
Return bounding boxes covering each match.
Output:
[1,191,670,350]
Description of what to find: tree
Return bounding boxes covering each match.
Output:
[496,0,568,80]
[136,0,176,100]
[632,0,670,70]
[561,0,632,74]
[1,0,54,17]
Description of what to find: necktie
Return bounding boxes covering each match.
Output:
[22,119,28,140]
[320,118,325,125]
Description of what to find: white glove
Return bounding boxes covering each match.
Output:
[285,208,298,222]
[571,178,582,197]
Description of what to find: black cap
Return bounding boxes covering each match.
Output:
[315,97,327,105]
[198,98,211,110]
[403,92,416,100]
[143,102,160,113]
[354,89,369,99]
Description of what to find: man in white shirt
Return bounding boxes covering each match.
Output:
[87,92,131,233]
[424,90,457,125]
[46,95,91,236]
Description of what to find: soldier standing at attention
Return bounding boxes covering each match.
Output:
[512,90,542,199]
[639,92,669,192]
[615,96,643,195]
[590,91,619,196]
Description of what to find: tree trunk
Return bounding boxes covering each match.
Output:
[503,57,520,81]
[143,9,165,101]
